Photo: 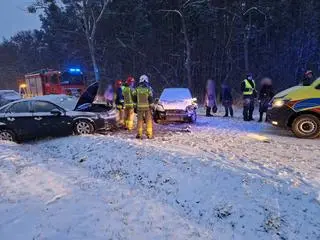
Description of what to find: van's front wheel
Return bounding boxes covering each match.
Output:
[292,114,320,139]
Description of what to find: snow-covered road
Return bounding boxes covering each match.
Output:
[0,114,319,240]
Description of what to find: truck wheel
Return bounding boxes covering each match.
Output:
[74,120,95,135]
[292,114,320,139]
[0,129,16,142]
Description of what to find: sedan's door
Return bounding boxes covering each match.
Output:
[4,101,37,139]
[31,100,73,137]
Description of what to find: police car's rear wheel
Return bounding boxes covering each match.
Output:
[292,114,320,139]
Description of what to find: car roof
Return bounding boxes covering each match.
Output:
[0,90,17,93]
[0,98,65,111]
[163,88,190,91]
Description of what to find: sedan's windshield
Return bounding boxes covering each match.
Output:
[160,88,192,102]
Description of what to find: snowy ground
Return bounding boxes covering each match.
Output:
[0,110,319,240]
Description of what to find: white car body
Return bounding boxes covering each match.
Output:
[154,88,197,123]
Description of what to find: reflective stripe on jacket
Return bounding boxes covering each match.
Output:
[122,86,134,108]
[133,86,152,110]
[243,79,256,95]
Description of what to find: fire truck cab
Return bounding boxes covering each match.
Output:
[19,68,85,98]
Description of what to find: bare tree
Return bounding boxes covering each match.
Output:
[71,0,110,83]
[29,0,111,84]
[159,9,192,89]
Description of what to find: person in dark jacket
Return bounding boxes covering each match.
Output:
[302,70,314,86]
[241,73,257,121]
[258,78,274,122]
[221,83,233,117]
[114,80,125,126]
[204,79,217,117]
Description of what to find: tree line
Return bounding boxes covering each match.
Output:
[0,0,319,99]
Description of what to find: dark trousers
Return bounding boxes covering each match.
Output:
[224,106,234,117]
[243,96,255,121]
[206,106,217,116]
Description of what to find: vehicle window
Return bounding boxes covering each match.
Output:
[8,102,30,113]
[33,101,59,112]
[316,84,320,90]
[50,74,60,84]
[61,72,84,85]
[160,88,192,101]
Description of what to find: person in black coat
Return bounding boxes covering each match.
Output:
[258,78,274,122]
[221,83,233,117]
[302,70,314,86]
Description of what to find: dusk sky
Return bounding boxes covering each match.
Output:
[0,0,41,39]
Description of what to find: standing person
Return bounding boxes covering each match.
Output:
[221,83,234,117]
[258,78,274,122]
[104,84,114,107]
[114,80,125,127]
[132,75,153,139]
[122,76,135,131]
[302,70,314,86]
[204,79,217,117]
[241,73,257,121]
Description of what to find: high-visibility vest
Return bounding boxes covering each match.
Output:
[243,79,256,95]
[134,86,152,110]
[122,86,134,108]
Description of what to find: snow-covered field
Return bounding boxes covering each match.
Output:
[0,111,319,240]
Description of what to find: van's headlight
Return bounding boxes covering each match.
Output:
[272,99,289,108]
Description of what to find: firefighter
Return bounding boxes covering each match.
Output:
[114,80,125,127]
[241,73,257,121]
[122,76,135,131]
[132,75,153,139]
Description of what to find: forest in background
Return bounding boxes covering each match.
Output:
[0,0,319,99]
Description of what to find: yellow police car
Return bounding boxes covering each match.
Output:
[268,79,320,139]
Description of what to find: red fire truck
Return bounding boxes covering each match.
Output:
[19,68,86,98]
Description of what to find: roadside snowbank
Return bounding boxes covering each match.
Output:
[0,115,319,240]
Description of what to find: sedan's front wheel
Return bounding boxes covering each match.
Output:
[0,129,16,142]
[74,120,95,135]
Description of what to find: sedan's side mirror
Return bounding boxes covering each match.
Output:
[51,109,62,116]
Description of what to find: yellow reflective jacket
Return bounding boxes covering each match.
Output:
[132,84,153,110]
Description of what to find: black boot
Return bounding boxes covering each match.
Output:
[243,108,249,121]
[258,112,263,122]
[230,107,234,118]
[223,107,229,117]
[206,107,213,117]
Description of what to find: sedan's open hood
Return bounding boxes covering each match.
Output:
[75,82,99,109]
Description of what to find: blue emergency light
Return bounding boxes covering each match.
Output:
[69,68,81,72]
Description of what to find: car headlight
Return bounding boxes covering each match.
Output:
[272,99,289,108]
